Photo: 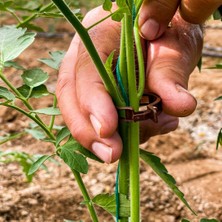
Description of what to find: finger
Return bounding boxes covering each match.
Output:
[180,0,222,24]
[139,0,180,40]
[56,6,123,163]
[140,112,179,143]
[146,13,203,117]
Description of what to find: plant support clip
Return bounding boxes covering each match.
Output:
[117,93,162,123]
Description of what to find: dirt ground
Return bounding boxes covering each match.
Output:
[0,17,222,222]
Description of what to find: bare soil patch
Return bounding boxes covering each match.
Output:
[0,20,222,222]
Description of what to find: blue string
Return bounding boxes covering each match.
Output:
[116,57,129,106]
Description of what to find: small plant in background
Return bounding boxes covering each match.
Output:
[0,0,221,221]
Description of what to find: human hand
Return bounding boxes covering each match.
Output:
[139,0,222,40]
[56,6,203,163]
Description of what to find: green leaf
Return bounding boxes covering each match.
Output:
[60,144,88,174]
[17,84,49,98]
[181,219,190,222]
[0,1,13,11]
[56,127,71,147]
[28,154,52,175]
[31,107,61,115]
[0,26,35,63]
[21,68,48,88]
[4,61,25,70]
[64,137,103,162]
[200,219,219,222]
[0,151,34,182]
[92,193,130,217]
[116,0,127,7]
[39,51,65,70]
[0,86,15,101]
[103,0,112,11]
[215,96,222,101]
[25,128,46,140]
[216,128,222,150]
[197,56,202,72]
[140,149,196,215]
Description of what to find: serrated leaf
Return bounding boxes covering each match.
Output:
[17,84,49,98]
[56,127,71,147]
[60,144,88,174]
[140,149,196,215]
[0,86,15,101]
[28,154,52,175]
[21,68,48,88]
[31,107,61,115]
[39,51,65,70]
[0,26,35,63]
[103,0,112,11]
[25,128,46,140]
[92,193,130,217]
[64,137,103,162]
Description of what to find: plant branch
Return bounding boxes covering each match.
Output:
[16,2,54,28]
[2,103,55,141]
[71,169,99,222]
[52,0,125,107]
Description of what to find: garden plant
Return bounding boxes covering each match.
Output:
[0,0,222,221]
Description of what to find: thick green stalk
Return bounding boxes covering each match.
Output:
[125,5,140,221]
[71,170,99,222]
[52,0,125,107]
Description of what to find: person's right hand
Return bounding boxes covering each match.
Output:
[139,0,222,40]
[56,5,203,163]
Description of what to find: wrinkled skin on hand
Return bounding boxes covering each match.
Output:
[139,0,222,40]
[56,5,203,163]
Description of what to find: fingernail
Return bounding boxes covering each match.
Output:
[140,19,160,40]
[90,114,101,137]
[176,84,189,93]
[92,142,112,163]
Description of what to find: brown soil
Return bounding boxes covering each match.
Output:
[0,18,222,222]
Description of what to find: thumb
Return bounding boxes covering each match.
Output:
[180,0,222,24]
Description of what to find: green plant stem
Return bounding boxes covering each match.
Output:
[134,15,145,100]
[2,103,55,141]
[0,132,26,145]
[125,6,140,221]
[16,2,54,28]
[52,0,125,107]
[71,169,99,222]
[49,95,57,131]
[128,122,140,221]
[0,69,47,126]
